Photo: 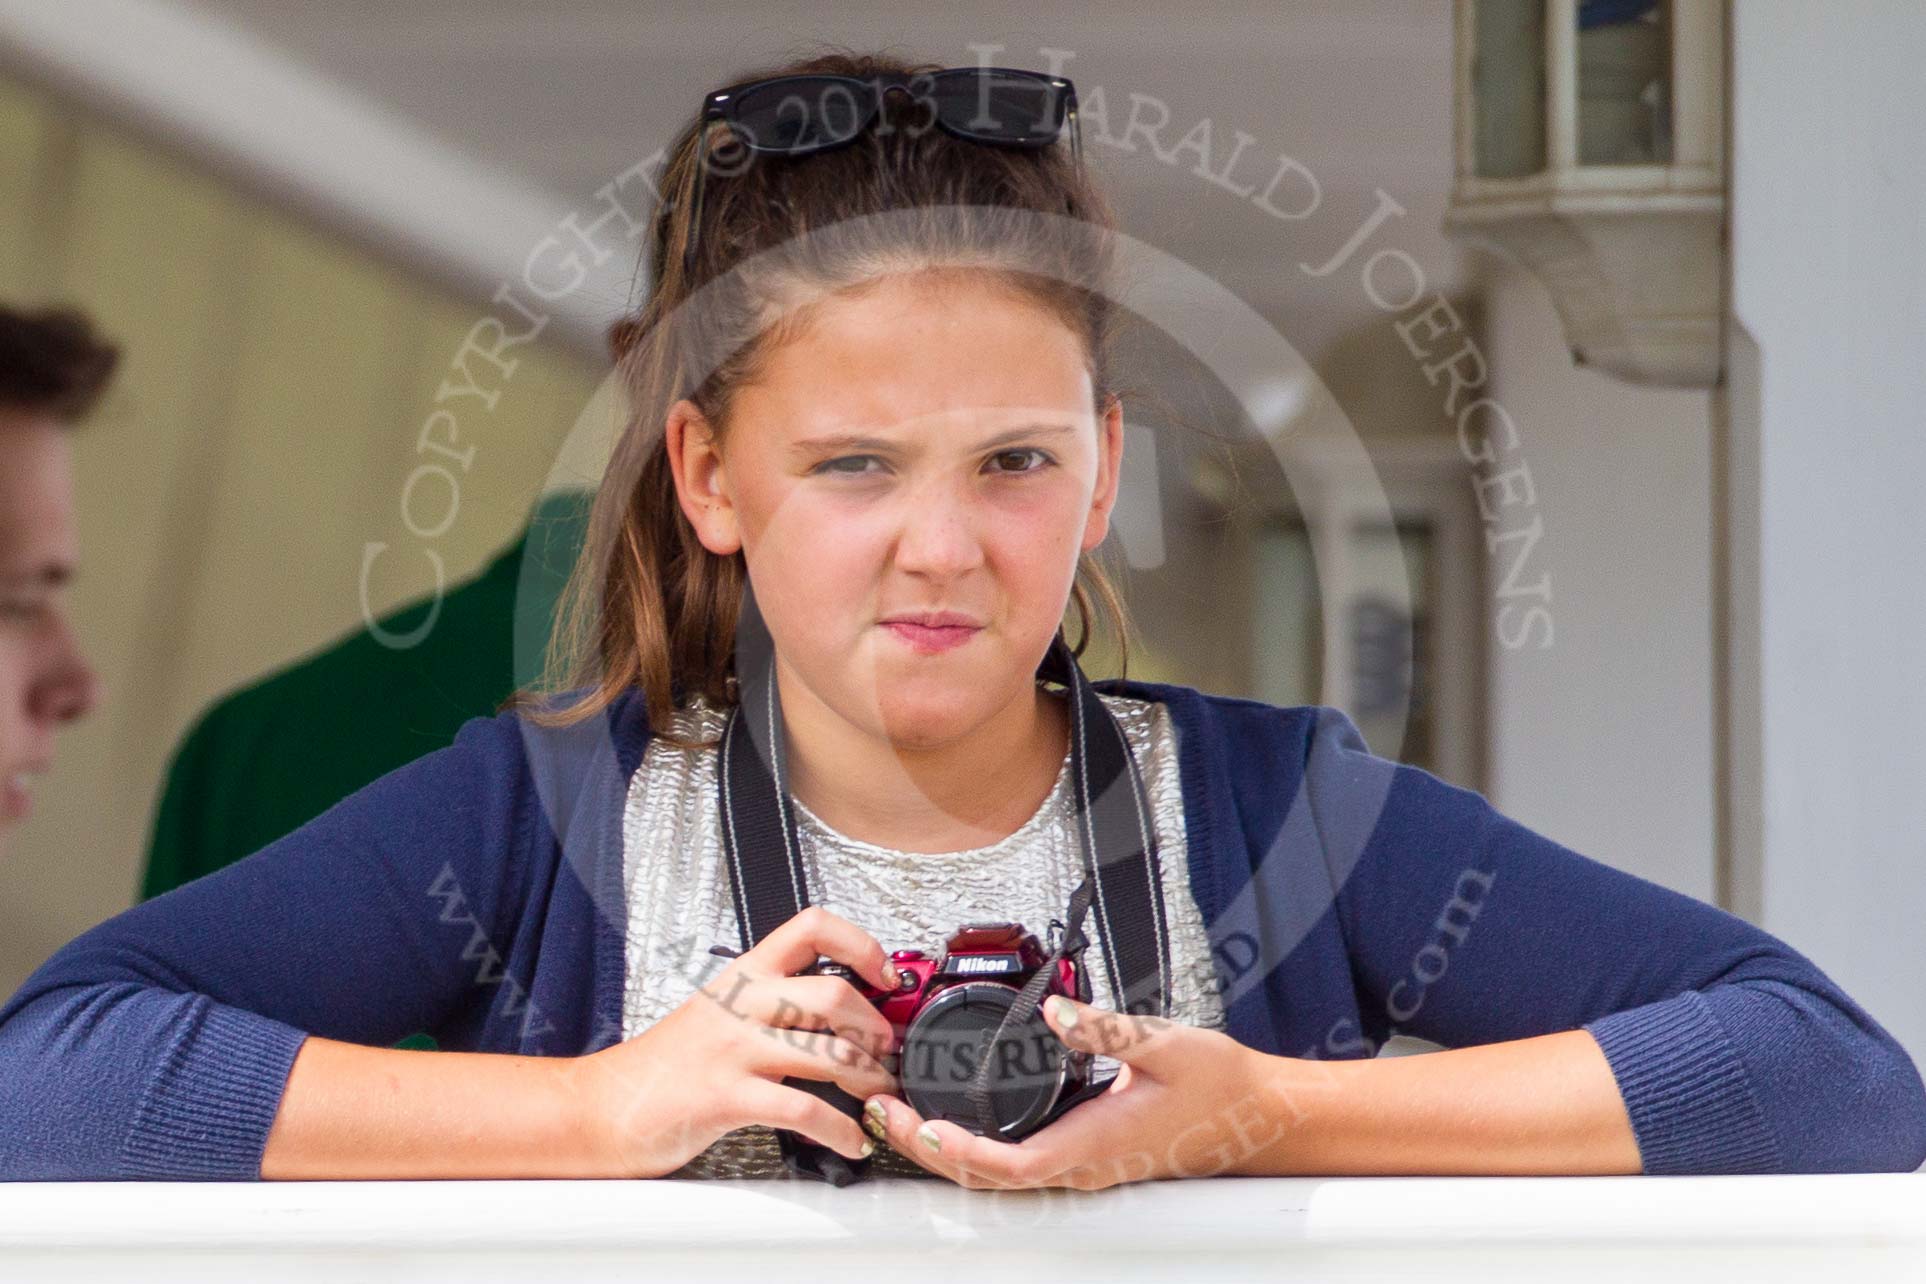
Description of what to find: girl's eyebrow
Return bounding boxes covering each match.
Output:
[790,422,1076,456]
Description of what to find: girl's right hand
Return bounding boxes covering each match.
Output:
[569,905,903,1178]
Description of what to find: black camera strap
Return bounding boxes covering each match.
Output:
[715,592,1171,1180]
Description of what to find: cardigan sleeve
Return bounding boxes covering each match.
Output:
[1300,705,1926,1175]
[0,709,539,1181]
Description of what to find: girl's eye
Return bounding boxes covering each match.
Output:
[987,449,1053,475]
[814,455,882,477]
[811,450,1054,478]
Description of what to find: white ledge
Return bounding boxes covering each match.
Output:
[2,1174,1922,1279]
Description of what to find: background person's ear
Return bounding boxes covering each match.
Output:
[664,398,742,555]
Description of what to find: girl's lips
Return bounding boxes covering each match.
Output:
[880,621,981,654]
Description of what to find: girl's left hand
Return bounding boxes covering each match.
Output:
[860,993,1290,1189]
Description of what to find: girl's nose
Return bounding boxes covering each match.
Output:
[894,485,985,578]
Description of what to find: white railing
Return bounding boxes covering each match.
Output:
[2,1173,1921,1280]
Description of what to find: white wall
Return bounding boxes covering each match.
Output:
[1726,1,1926,1065]
[1480,256,1716,901]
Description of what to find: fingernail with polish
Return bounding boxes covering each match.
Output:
[865,1098,887,1127]
[916,1123,941,1154]
[860,1137,876,1158]
[1049,996,1079,1029]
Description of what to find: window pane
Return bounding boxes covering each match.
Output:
[1577,0,1674,164]
[1472,0,1548,178]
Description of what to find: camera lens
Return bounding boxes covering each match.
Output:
[898,982,1073,1139]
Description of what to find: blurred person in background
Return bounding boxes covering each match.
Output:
[138,487,590,903]
[136,482,589,1056]
[0,302,113,857]
[137,320,625,904]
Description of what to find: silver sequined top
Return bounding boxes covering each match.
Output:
[619,689,1225,1180]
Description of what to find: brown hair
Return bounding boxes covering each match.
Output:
[0,302,120,424]
[516,48,1141,748]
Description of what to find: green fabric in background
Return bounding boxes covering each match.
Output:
[138,490,592,1052]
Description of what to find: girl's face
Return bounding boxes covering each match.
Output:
[668,270,1122,749]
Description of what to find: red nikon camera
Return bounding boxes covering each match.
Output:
[795,920,1102,1142]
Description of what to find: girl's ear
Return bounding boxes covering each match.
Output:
[1081,394,1125,554]
[665,398,742,555]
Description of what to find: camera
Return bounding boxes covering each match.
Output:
[791,920,1102,1142]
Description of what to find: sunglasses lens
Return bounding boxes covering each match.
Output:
[727,77,871,152]
[929,71,1067,146]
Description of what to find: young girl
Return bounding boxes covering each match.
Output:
[2,50,1922,1188]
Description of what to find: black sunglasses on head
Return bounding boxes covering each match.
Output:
[680,67,1083,279]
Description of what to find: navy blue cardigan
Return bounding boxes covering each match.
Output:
[3,680,1922,1179]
